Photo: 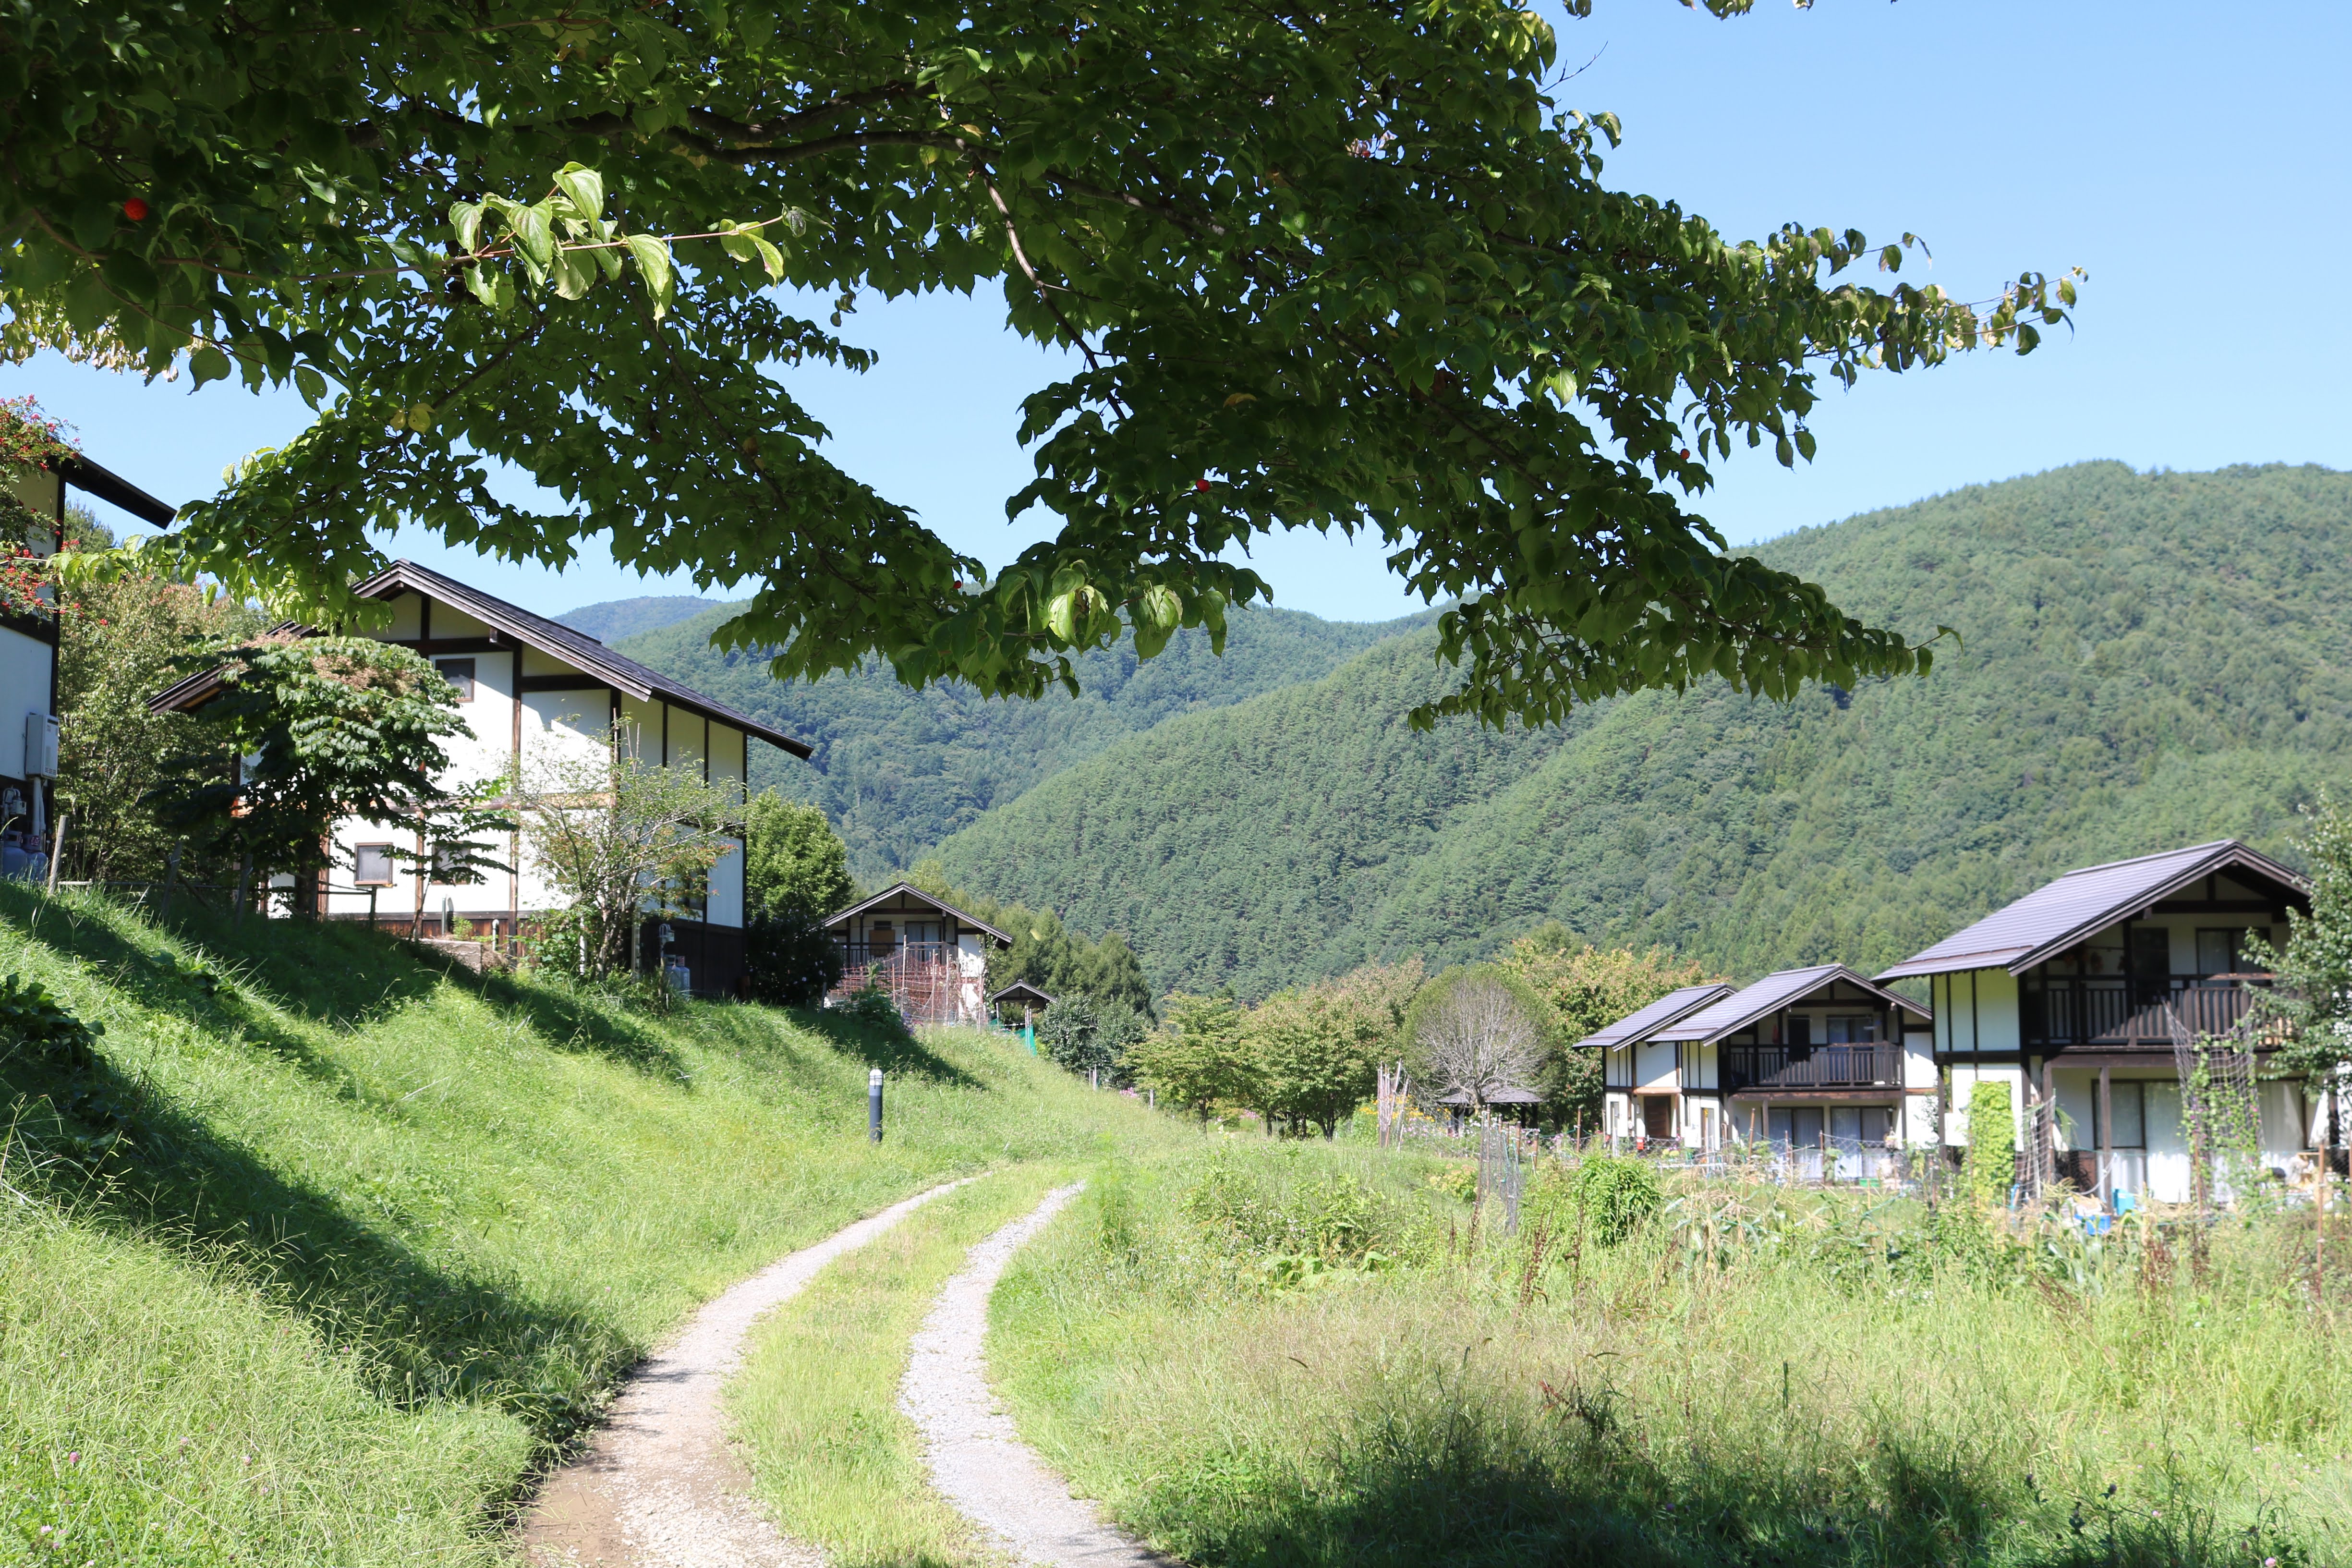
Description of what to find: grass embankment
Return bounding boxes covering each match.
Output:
[729,1165,1066,1568]
[994,1141,2352,1568]
[0,882,1161,1566]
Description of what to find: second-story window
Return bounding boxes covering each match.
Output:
[435,657,476,702]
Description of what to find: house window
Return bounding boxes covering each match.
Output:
[1784,1014,1812,1048]
[1824,1015,1879,1044]
[353,843,395,886]
[2195,928,2241,978]
[2094,1082,2147,1149]
[432,843,476,880]
[1769,1106,1825,1150]
[2129,926,2171,977]
[435,657,476,702]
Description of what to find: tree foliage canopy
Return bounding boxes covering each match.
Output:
[9,0,2072,728]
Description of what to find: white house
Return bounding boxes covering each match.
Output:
[1589,966,1934,1173]
[3,445,176,864]
[823,882,1010,1025]
[150,560,810,997]
[1877,839,2318,1207]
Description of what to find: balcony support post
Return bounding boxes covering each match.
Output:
[2098,1063,2114,1213]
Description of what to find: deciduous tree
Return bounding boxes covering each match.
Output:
[13,0,2075,729]
[1130,993,1256,1123]
[1406,967,1546,1113]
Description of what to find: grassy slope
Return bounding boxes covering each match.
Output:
[615,602,1427,880]
[934,462,2352,996]
[993,1143,2352,1568]
[0,883,1161,1566]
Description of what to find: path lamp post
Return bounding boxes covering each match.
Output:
[869,1067,884,1143]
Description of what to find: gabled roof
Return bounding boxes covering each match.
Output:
[988,981,1056,1008]
[1651,963,1928,1044]
[823,882,1012,947]
[1573,983,1737,1051]
[1876,839,2309,981]
[146,559,811,758]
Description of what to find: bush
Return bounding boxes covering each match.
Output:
[1039,995,1148,1080]
[1564,1153,1660,1247]
[839,981,904,1033]
[1964,1080,2016,1211]
[745,907,843,1006]
[0,972,103,1071]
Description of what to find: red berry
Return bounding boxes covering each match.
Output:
[122,198,149,221]
[1678,448,1690,460]
[1194,478,1211,491]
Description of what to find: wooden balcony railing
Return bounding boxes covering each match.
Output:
[2021,975,2275,1049]
[1722,1043,1902,1094]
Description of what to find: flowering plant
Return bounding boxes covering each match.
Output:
[0,395,82,619]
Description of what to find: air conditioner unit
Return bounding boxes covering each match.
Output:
[24,713,57,779]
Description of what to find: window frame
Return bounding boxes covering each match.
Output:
[434,656,477,703]
[353,843,396,887]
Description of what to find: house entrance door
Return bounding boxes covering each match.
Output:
[1642,1096,1674,1142]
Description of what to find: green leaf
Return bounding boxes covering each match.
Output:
[450,202,484,254]
[294,365,328,407]
[188,344,232,387]
[749,232,786,282]
[552,163,605,224]
[509,205,556,278]
[623,234,675,317]
[550,245,595,301]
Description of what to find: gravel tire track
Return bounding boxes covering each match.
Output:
[901,1183,1167,1568]
[523,1179,973,1568]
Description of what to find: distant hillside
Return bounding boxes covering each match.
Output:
[556,595,724,644]
[616,604,1428,877]
[929,462,2352,999]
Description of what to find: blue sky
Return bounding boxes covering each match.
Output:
[6,0,2343,623]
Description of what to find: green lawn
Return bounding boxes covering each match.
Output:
[0,882,1162,1565]
[992,1142,2352,1568]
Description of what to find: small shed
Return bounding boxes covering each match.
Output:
[988,981,1055,1028]
[1434,1084,1545,1128]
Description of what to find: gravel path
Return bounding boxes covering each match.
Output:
[901,1183,1166,1568]
[523,1179,972,1568]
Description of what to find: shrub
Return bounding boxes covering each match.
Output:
[1565,1154,1661,1247]
[745,906,843,1006]
[1964,1080,2017,1211]
[0,972,103,1071]
[840,981,904,1033]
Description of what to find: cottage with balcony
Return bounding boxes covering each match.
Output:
[1593,967,1934,1172]
[823,883,1011,1025]
[1876,839,2317,1207]
[149,560,809,997]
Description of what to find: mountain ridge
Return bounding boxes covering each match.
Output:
[925,461,2352,997]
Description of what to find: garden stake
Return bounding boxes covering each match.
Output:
[868,1067,884,1143]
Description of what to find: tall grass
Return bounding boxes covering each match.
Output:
[993,1141,2352,1568]
[0,882,1166,1565]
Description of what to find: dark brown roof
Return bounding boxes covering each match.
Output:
[146,559,811,758]
[988,982,1056,1008]
[57,453,176,526]
[823,882,1013,947]
[1877,839,2308,981]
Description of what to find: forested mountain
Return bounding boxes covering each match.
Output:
[927,462,2352,999]
[555,594,723,644]
[612,603,1427,876]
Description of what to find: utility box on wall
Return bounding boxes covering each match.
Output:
[23,712,57,779]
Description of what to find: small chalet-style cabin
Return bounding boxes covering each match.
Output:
[1877,839,2317,1207]
[149,560,810,997]
[1594,967,1934,1172]
[824,883,1010,1025]
[4,447,175,857]
[1583,982,1732,1142]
